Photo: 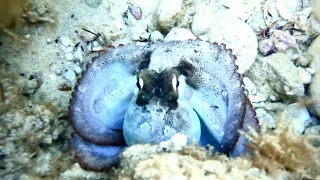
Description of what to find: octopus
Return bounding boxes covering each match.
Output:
[69,39,260,171]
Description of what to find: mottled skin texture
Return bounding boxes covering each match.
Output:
[69,40,259,171]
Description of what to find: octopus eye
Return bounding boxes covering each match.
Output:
[136,78,144,90]
[172,74,179,91]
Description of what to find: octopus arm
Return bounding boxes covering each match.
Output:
[70,133,125,171]
[69,45,151,145]
[231,96,260,157]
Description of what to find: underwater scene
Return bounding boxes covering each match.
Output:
[0,0,320,179]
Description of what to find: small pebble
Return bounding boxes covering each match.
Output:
[255,108,267,118]
[74,65,81,74]
[191,11,213,36]
[64,46,74,53]
[243,77,257,95]
[297,53,313,66]
[59,36,72,46]
[306,67,316,74]
[59,45,66,51]
[62,69,76,82]
[48,74,57,81]
[248,95,267,103]
[65,53,74,61]
[164,28,196,42]
[159,140,171,151]
[281,103,311,135]
[255,108,276,128]
[269,95,277,101]
[46,38,52,44]
[150,30,164,43]
[264,102,287,111]
[171,133,187,151]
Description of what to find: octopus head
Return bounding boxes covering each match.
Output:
[124,68,200,146]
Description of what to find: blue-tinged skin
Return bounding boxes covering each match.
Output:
[70,133,125,170]
[69,40,259,171]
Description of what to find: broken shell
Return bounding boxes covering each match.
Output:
[74,45,83,62]
[267,3,278,18]
[80,30,96,42]
[129,5,142,20]
[275,2,293,20]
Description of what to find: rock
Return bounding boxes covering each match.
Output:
[156,0,183,31]
[307,36,320,117]
[297,67,312,84]
[296,53,313,66]
[311,0,320,21]
[258,39,274,55]
[282,47,301,61]
[244,57,277,100]
[264,102,287,111]
[206,13,258,74]
[266,53,304,97]
[304,125,320,135]
[243,77,257,95]
[150,30,164,43]
[191,10,213,36]
[164,28,196,42]
[280,103,311,135]
[296,8,313,32]
[245,52,306,101]
[248,95,267,103]
[255,108,276,128]
[275,1,293,20]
